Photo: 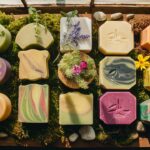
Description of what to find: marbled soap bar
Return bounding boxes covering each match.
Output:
[140,99,150,122]
[0,93,12,121]
[60,17,92,53]
[0,24,11,52]
[0,58,11,84]
[99,21,134,55]
[99,92,136,125]
[15,23,54,50]
[18,49,50,80]
[99,56,136,90]
[144,67,150,91]
[18,84,49,123]
[141,25,150,51]
[59,92,93,125]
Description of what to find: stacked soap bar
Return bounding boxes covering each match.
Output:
[18,49,50,80]
[0,24,11,53]
[99,92,136,125]
[99,56,136,90]
[60,17,92,53]
[0,93,12,121]
[18,84,49,123]
[144,67,150,91]
[0,57,11,84]
[15,23,54,49]
[99,21,134,55]
[59,92,93,125]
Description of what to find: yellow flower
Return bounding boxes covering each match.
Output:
[135,54,150,70]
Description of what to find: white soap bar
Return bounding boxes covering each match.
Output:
[60,17,92,53]
[99,21,134,55]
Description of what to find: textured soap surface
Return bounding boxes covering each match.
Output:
[0,58,11,84]
[99,56,136,90]
[99,92,136,125]
[18,49,50,80]
[99,21,134,55]
[59,92,93,125]
[144,67,150,91]
[60,17,92,53]
[15,23,54,50]
[0,93,12,121]
[18,84,49,123]
[0,24,11,52]
[141,25,150,51]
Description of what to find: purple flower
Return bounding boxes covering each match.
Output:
[80,61,88,70]
[72,65,82,75]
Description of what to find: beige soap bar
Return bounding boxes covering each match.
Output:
[144,67,150,91]
[99,21,134,55]
[18,49,50,80]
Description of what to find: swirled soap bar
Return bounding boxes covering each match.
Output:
[18,49,50,80]
[18,84,49,123]
[99,21,134,55]
[0,93,12,121]
[144,67,150,91]
[59,92,93,125]
[99,92,136,125]
[99,56,136,90]
[0,24,11,52]
[15,23,54,49]
[0,58,11,84]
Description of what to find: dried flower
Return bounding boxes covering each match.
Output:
[72,65,82,75]
[80,61,88,70]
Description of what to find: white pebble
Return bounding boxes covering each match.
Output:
[111,13,123,20]
[136,121,145,132]
[93,11,107,21]
[126,14,135,20]
[69,133,79,142]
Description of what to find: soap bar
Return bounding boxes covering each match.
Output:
[0,93,12,121]
[99,21,134,55]
[141,25,150,51]
[0,58,11,84]
[15,23,54,50]
[18,84,49,123]
[60,17,92,53]
[18,49,50,80]
[99,56,136,90]
[59,92,93,125]
[0,24,11,52]
[99,92,136,125]
[144,67,150,91]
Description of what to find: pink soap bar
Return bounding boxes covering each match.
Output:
[99,92,136,125]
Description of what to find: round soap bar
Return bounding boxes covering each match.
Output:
[0,93,12,121]
[0,58,11,84]
[0,24,11,52]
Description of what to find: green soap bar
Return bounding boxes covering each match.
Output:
[15,23,54,50]
[0,24,11,52]
[59,92,93,125]
[140,99,150,121]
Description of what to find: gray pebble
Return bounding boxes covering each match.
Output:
[93,11,107,21]
[136,121,145,132]
[69,133,79,142]
[126,14,135,20]
[0,132,8,138]
[111,13,123,20]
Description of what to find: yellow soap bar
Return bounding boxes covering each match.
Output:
[0,93,12,121]
[144,67,150,91]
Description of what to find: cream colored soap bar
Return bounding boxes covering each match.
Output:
[99,21,134,55]
[59,92,93,125]
[144,67,150,91]
[18,49,50,80]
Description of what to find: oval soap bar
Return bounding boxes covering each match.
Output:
[0,93,12,121]
[0,24,11,52]
[0,58,11,84]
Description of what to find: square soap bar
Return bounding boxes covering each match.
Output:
[99,56,136,90]
[144,67,150,91]
[99,92,136,125]
[59,92,93,125]
[60,17,92,53]
[18,84,49,123]
[18,49,50,80]
[99,21,134,55]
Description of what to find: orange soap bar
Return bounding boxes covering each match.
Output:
[141,25,150,51]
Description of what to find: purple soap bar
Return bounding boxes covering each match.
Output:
[0,58,11,84]
[99,92,136,125]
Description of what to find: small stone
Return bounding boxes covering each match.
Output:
[136,121,145,132]
[93,11,107,21]
[79,126,96,141]
[0,132,8,138]
[69,133,79,142]
[111,13,123,20]
[126,14,135,20]
[129,132,139,140]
